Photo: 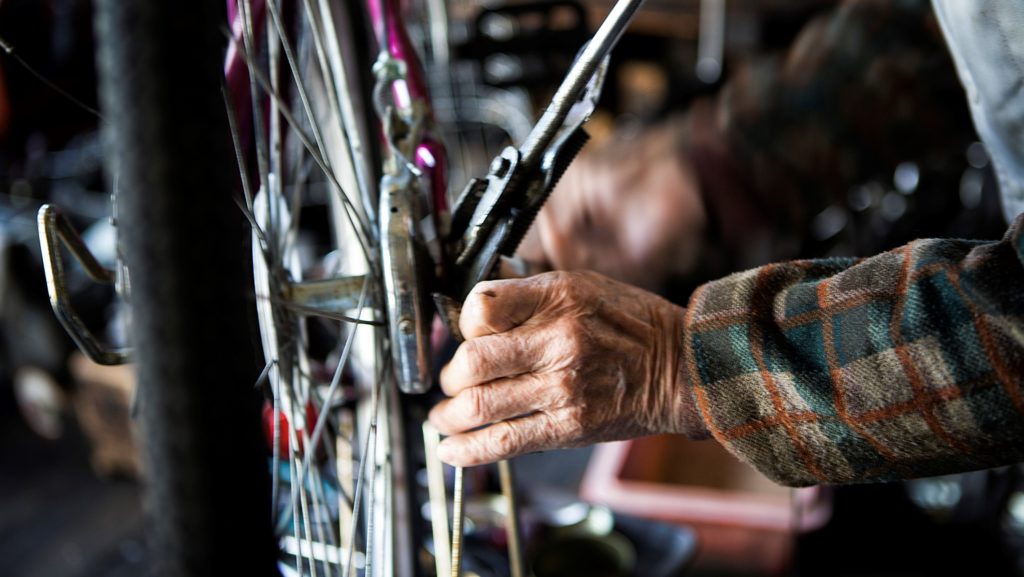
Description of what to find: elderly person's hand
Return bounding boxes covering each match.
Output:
[517,120,707,290]
[429,271,708,467]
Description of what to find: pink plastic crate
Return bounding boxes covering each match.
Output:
[580,435,832,575]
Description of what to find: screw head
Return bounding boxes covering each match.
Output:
[398,318,415,334]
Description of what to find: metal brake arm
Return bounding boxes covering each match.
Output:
[38,204,130,366]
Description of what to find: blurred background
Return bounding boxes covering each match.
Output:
[2,0,1023,576]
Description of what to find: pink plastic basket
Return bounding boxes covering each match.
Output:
[580,435,832,575]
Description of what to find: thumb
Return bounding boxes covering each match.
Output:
[459,276,548,339]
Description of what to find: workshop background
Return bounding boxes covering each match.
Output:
[1,0,1023,576]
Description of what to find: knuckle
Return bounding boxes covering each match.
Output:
[459,341,485,378]
[491,422,522,457]
[547,270,572,285]
[462,386,490,424]
[564,406,587,431]
[530,372,556,402]
[540,408,584,448]
[549,271,578,297]
[455,339,493,383]
[555,374,579,400]
[553,316,574,337]
[535,410,573,449]
[556,320,587,356]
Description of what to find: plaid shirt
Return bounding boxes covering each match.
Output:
[674,0,1023,486]
[685,213,1024,486]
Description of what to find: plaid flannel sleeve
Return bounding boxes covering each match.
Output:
[684,214,1024,486]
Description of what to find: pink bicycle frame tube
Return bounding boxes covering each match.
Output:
[368,0,449,217]
[223,0,448,218]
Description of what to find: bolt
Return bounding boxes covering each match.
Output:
[399,318,415,334]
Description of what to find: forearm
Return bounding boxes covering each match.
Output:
[683,215,1024,486]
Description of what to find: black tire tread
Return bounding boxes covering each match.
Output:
[93,2,277,575]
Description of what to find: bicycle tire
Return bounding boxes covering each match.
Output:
[94,1,277,575]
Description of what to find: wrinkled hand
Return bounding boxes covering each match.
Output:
[429,271,707,467]
[517,121,707,290]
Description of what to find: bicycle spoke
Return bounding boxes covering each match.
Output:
[284,369,319,577]
[303,277,371,477]
[336,412,355,574]
[225,83,275,263]
[363,406,379,577]
[308,0,379,225]
[233,182,273,261]
[225,25,376,267]
[223,84,257,212]
[344,356,388,577]
[267,0,355,266]
[267,299,382,326]
[296,462,318,577]
[265,0,346,212]
[306,459,330,577]
[272,361,283,527]
[307,463,342,577]
[287,445,305,574]
[266,0,325,154]
[283,168,309,266]
[238,0,276,255]
[268,13,289,260]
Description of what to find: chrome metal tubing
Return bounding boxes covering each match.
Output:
[517,0,646,170]
[37,204,130,365]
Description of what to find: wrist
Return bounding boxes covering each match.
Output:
[667,305,710,440]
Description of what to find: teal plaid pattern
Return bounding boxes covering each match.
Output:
[684,214,1024,486]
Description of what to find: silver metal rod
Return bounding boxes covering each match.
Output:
[517,0,646,169]
[450,466,466,577]
[423,423,452,577]
[38,205,129,366]
[498,459,524,577]
[287,275,368,315]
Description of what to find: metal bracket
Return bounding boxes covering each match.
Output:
[380,172,433,394]
[37,204,130,365]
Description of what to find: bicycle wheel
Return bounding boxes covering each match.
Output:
[94,0,411,575]
[230,1,417,575]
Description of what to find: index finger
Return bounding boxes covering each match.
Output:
[439,328,548,396]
